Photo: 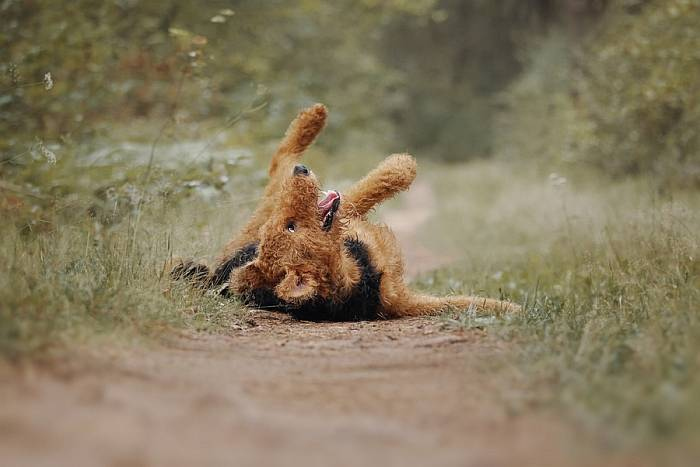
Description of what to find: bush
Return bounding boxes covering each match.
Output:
[577,0,700,187]
[496,0,700,188]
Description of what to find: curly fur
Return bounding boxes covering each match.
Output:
[171,104,520,320]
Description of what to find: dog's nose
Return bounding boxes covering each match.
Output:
[293,165,310,176]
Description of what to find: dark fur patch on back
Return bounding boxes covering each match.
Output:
[288,238,382,321]
[172,243,282,303]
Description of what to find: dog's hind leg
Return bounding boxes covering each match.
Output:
[343,153,417,218]
[268,103,328,179]
[250,103,328,221]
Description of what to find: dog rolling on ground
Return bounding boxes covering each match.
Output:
[171,104,520,320]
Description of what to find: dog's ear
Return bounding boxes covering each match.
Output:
[275,269,318,303]
[229,260,266,294]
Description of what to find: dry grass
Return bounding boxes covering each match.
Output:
[413,160,700,443]
[0,144,260,359]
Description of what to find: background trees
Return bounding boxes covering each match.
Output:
[2,0,698,186]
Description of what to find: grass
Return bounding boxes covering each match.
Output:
[0,199,251,359]
[414,160,700,444]
[0,130,265,360]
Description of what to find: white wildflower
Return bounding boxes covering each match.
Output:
[105,187,117,202]
[43,72,54,90]
[35,139,57,165]
[123,184,142,207]
[7,63,20,85]
[43,147,57,165]
[220,8,235,16]
[548,172,567,187]
[255,83,268,96]
[431,9,448,23]
[210,14,226,23]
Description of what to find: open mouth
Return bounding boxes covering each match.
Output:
[318,190,341,231]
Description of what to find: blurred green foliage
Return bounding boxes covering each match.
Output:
[1,0,405,152]
[496,0,700,188]
[3,0,697,187]
[576,0,700,187]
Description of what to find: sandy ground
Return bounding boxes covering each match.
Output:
[0,182,648,467]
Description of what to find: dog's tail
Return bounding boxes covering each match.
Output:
[398,293,521,317]
[442,295,521,314]
[269,103,328,177]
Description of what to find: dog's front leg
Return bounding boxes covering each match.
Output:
[343,153,417,218]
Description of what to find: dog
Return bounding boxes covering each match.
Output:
[171,104,520,320]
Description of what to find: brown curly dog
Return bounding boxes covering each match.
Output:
[172,104,520,320]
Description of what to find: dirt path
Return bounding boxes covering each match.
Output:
[0,315,643,467]
[382,180,451,279]
[0,183,644,467]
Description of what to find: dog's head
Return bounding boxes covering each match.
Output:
[231,164,346,304]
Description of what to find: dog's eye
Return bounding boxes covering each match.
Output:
[286,222,296,233]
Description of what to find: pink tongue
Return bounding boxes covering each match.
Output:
[318,191,339,215]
